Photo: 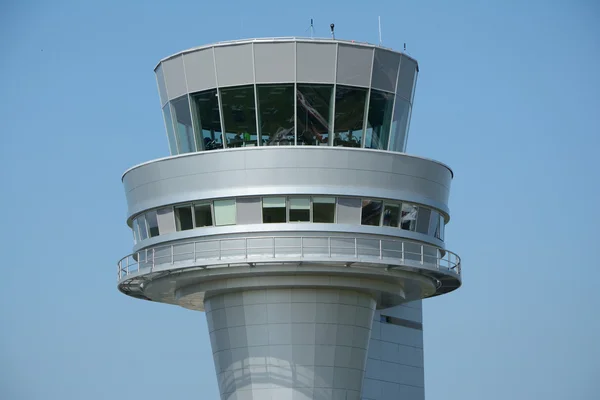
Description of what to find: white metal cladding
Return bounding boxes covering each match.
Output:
[121,147,452,222]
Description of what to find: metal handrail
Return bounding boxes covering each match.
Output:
[117,235,461,281]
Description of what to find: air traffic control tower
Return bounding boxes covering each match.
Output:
[117,37,461,400]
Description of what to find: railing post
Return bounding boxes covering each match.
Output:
[143,249,147,272]
[300,237,304,258]
[171,245,174,264]
[379,240,382,259]
[420,245,424,265]
[193,242,196,262]
[272,237,276,258]
[218,240,222,260]
[245,237,248,260]
[126,256,129,277]
[152,248,155,272]
[436,249,440,270]
[354,238,358,258]
[328,237,331,258]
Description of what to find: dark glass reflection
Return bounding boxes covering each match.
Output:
[258,84,295,146]
[333,86,367,147]
[361,200,382,226]
[382,204,400,227]
[365,90,394,150]
[171,96,196,153]
[400,203,417,231]
[175,206,193,231]
[163,105,178,154]
[389,99,411,152]
[263,197,286,223]
[296,85,333,145]
[416,207,431,234]
[313,197,335,223]
[191,89,223,151]
[146,211,159,237]
[220,86,257,148]
[194,203,213,227]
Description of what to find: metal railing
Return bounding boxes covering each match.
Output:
[117,236,460,281]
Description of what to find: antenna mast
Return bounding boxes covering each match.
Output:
[378,16,382,46]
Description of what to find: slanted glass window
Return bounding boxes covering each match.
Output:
[132,218,139,243]
[400,203,417,231]
[365,90,394,150]
[313,197,335,223]
[137,214,148,240]
[258,84,295,146]
[194,203,213,227]
[163,104,178,155]
[333,86,367,148]
[156,207,176,235]
[382,204,400,227]
[289,197,310,222]
[389,98,411,152]
[171,96,196,153]
[428,210,440,236]
[175,205,194,231]
[263,197,286,223]
[416,207,431,234]
[220,86,257,148]
[297,84,333,146]
[191,89,223,151]
[146,210,160,238]
[436,214,445,241]
[214,199,236,226]
[361,200,383,226]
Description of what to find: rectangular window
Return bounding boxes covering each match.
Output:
[289,197,310,222]
[336,197,362,224]
[333,86,367,148]
[219,86,257,148]
[137,215,148,240]
[163,105,178,155]
[436,214,445,241]
[313,197,335,223]
[428,210,440,236]
[214,199,236,226]
[175,205,194,231]
[156,207,176,234]
[236,197,261,224]
[132,218,139,243]
[382,204,400,227]
[191,89,224,151]
[361,200,383,226]
[365,90,394,150]
[400,203,417,231]
[258,84,295,146]
[296,84,333,145]
[146,210,160,238]
[262,197,286,223]
[416,207,431,234]
[194,203,213,227]
[171,96,196,153]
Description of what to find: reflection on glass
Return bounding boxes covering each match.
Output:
[138,215,148,240]
[313,197,335,223]
[132,218,139,243]
[194,203,212,227]
[333,86,367,147]
[214,199,236,226]
[163,105,178,154]
[382,204,400,227]
[416,207,431,234]
[389,99,410,152]
[436,214,445,241]
[175,206,193,231]
[428,210,440,236]
[365,90,394,150]
[220,86,257,148]
[361,200,382,226]
[171,96,196,153]
[400,203,417,231]
[257,84,295,146]
[146,211,159,238]
[297,85,333,145]
[289,197,310,222]
[263,197,286,223]
[191,89,223,151]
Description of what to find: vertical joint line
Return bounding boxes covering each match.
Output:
[362,48,375,148]
[330,42,339,146]
[388,55,402,151]
[252,42,261,146]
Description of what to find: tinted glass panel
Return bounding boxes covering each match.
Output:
[163,104,178,154]
[132,218,139,243]
[313,197,335,223]
[146,210,160,238]
[365,90,394,150]
[175,206,194,231]
[194,203,213,227]
[333,86,367,147]
[289,197,310,222]
[258,84,295,146]
[438,214,445,241]
[138,215,148,240]
[171,96,195,153]
[416,207,431,234]
[297,84,333,146]
[428,210,440,236]
[263,197,286,223]
[214,199,236,226]
[220,86,257,148]
[389,99,411,152]
[382,204,400,227]
[191,89,224,151]
[400,203,417,231]
[156,207,176,234]
[361,200,382,226]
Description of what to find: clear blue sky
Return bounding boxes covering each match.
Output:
[1,0,598,399]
